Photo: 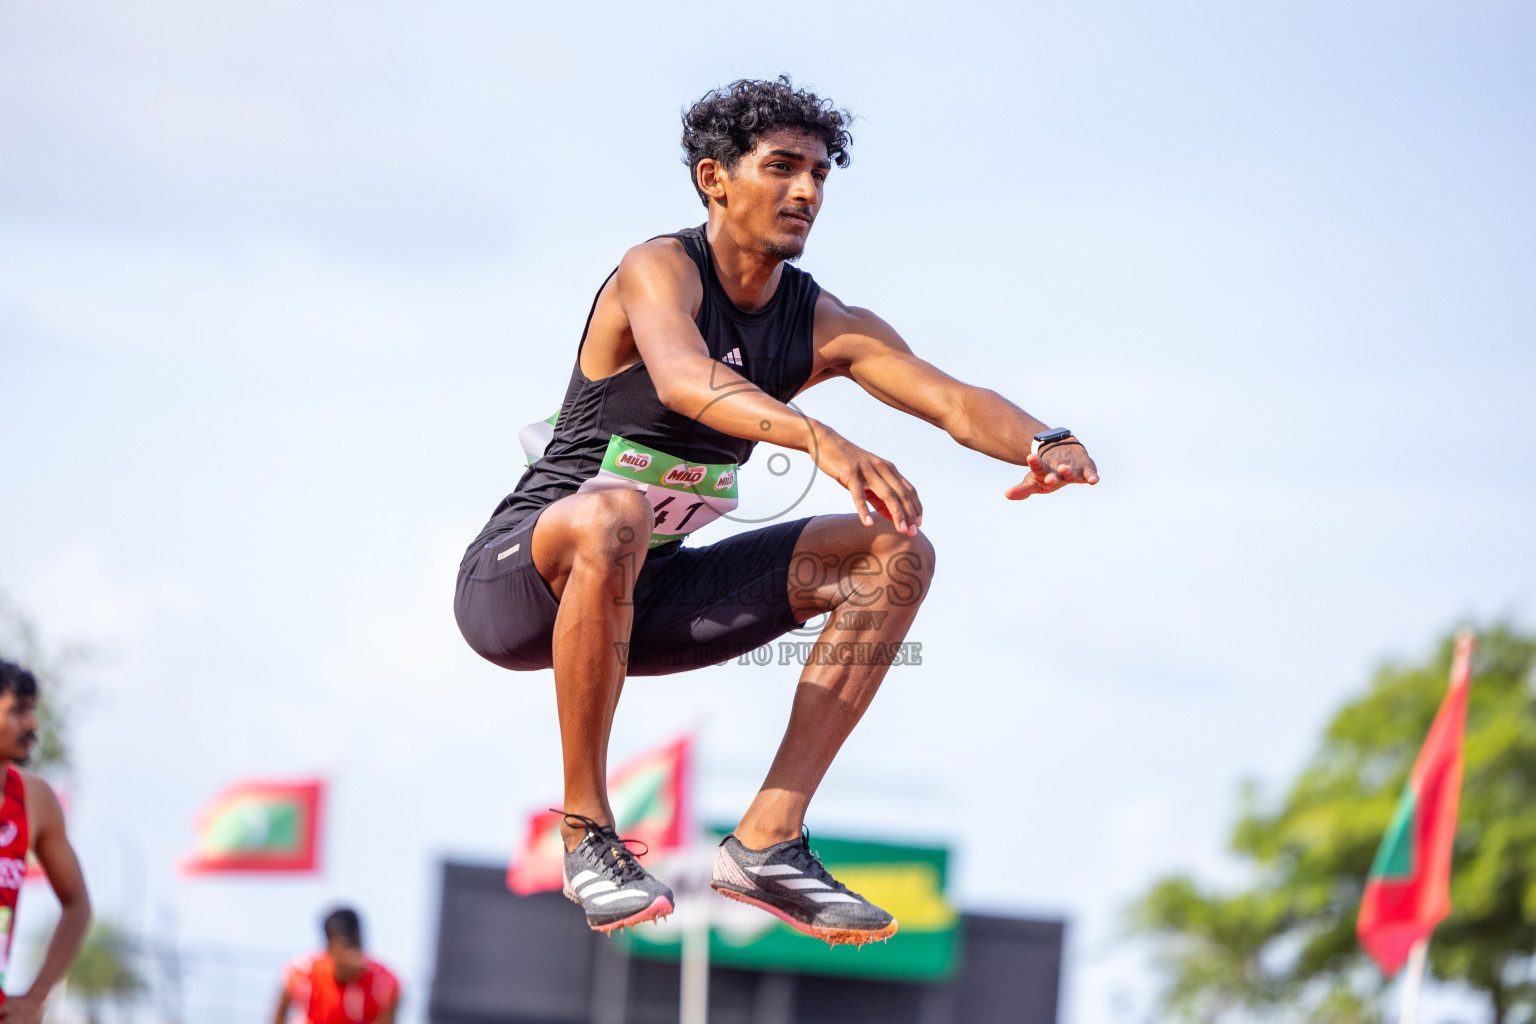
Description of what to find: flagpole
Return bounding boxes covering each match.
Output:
[679,896,710,1024]
[1399,939,1428,1024]
[679,843,711,1024]
[679,722,711,1024]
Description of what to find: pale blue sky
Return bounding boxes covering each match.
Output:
[3,3,1534,1022]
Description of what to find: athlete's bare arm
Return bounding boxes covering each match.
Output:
[598,238,923,533]
[1,774,90,1024]
[809,292,1099,500]
[271,987,293,1024]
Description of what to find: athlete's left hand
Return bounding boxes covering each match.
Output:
[0,992,46,1024]
[1005,442,1099,500]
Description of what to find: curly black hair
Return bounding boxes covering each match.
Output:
[681,76,853,207]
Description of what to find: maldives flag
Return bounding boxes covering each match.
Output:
[1357,633,1475,975]
[508,735,691,894]
[181,778,325,875]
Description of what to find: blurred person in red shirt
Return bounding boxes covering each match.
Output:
[273,907,399,1024]
[0,659,90,1024]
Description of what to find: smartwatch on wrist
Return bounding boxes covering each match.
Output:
[1031,427,1073,457]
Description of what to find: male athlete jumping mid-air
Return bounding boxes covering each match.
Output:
[455,77,1098,946]
[0,661,90,1023]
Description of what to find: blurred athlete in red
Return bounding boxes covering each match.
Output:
[0,659,91,1024]
[274,907,400,1024]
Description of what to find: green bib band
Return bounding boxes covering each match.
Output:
[577,435,740,547]
[521,414,742,547]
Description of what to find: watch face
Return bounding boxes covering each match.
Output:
[1034,427,1072,445]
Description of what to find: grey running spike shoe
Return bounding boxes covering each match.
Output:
[558,812,674,933]
[711,829,898,946]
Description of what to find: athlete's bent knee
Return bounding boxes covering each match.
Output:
[907,528,936,580]
[871,525,935,581]
[884,528,935,605]
[571,488,654,561]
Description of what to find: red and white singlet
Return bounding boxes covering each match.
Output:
[0,765,30,1002]
[284,951,400,1024]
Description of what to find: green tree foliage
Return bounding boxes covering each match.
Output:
[0,592,86,774]
[65,920,147,1024]
[1132,625,1536,1024]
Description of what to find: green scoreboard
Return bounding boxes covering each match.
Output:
[622,831,960,982]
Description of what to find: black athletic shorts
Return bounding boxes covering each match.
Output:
[454,509,813,676]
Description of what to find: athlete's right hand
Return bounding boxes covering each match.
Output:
[810,426,923,536]
[0,992,45,1024]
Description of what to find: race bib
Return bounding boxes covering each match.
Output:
[577,435,739,547]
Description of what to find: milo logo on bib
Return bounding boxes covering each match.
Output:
[577,435,740,547]
[662,464,707,487]
[617,450,653,472]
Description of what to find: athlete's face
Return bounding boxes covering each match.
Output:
[328,938,366,982]
[0,691,38,765]
[716,129,830,261]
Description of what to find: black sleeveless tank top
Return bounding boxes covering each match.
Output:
[469,225,820,549]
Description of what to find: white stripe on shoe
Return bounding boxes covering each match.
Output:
[752,864,801,877]
[591,888,651,906]
[778,878,832,890]
[807,892,861,903]
[578,879,618,897]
